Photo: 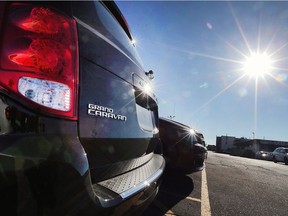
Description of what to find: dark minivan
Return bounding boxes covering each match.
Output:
[0,1,165,215]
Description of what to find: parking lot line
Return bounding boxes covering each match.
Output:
[201,168,211,216]
[152,199,176,215]
[186,196,201,203]
[164,210,176,216]
[161,190,201,203]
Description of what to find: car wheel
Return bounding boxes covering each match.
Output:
[284,157,288,165]
[273,156,277,163]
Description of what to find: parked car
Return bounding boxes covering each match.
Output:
[255,151,273,161]
[194,129,206,147]
[159,117,207,174]
[0,1,165,215]
[272,147,288,165]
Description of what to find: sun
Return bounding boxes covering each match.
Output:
[242,52,273,78]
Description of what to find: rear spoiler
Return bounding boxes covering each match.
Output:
[101,1,133,40]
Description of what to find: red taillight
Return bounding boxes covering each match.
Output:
[0,4,78,120]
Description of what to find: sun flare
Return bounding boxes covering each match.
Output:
[243,52,273,78]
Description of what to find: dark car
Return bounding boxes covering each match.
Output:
[194,129,206,147]
[159,117,207,174]
[0,1,165,215]
[272,147,288,165]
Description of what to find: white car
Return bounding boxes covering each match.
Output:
[272,147,288,165]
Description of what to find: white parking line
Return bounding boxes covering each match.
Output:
[153,199,175,215]
[201,168,212,216]
[161,190,201,203]
[165,210,176,216]
[186,196,201,203]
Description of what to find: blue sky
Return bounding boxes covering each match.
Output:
[117,1,288,145]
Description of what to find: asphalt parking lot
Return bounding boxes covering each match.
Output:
[143,151,288,216]
[142,169,205,216]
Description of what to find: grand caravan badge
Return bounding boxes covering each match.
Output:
[87,104,127,121]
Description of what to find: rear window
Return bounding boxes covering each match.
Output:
[94,1,143,67]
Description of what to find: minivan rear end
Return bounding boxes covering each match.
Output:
[0,1,165,215]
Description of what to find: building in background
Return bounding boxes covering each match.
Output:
[216,136,236,153]
[216,136,288,157]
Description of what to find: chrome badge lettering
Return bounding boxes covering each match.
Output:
[88,104,127,121]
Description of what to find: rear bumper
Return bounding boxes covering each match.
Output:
[93,154,165,208]
[0,150,165,215]
[191,144,208,172]
[165,143,207,174]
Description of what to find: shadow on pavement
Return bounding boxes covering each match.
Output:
[142,170,194,215]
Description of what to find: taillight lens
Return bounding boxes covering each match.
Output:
[0,4,78,120]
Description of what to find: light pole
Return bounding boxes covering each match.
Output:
[252,132,258,152]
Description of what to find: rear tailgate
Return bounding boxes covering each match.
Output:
[72,1,159,182]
